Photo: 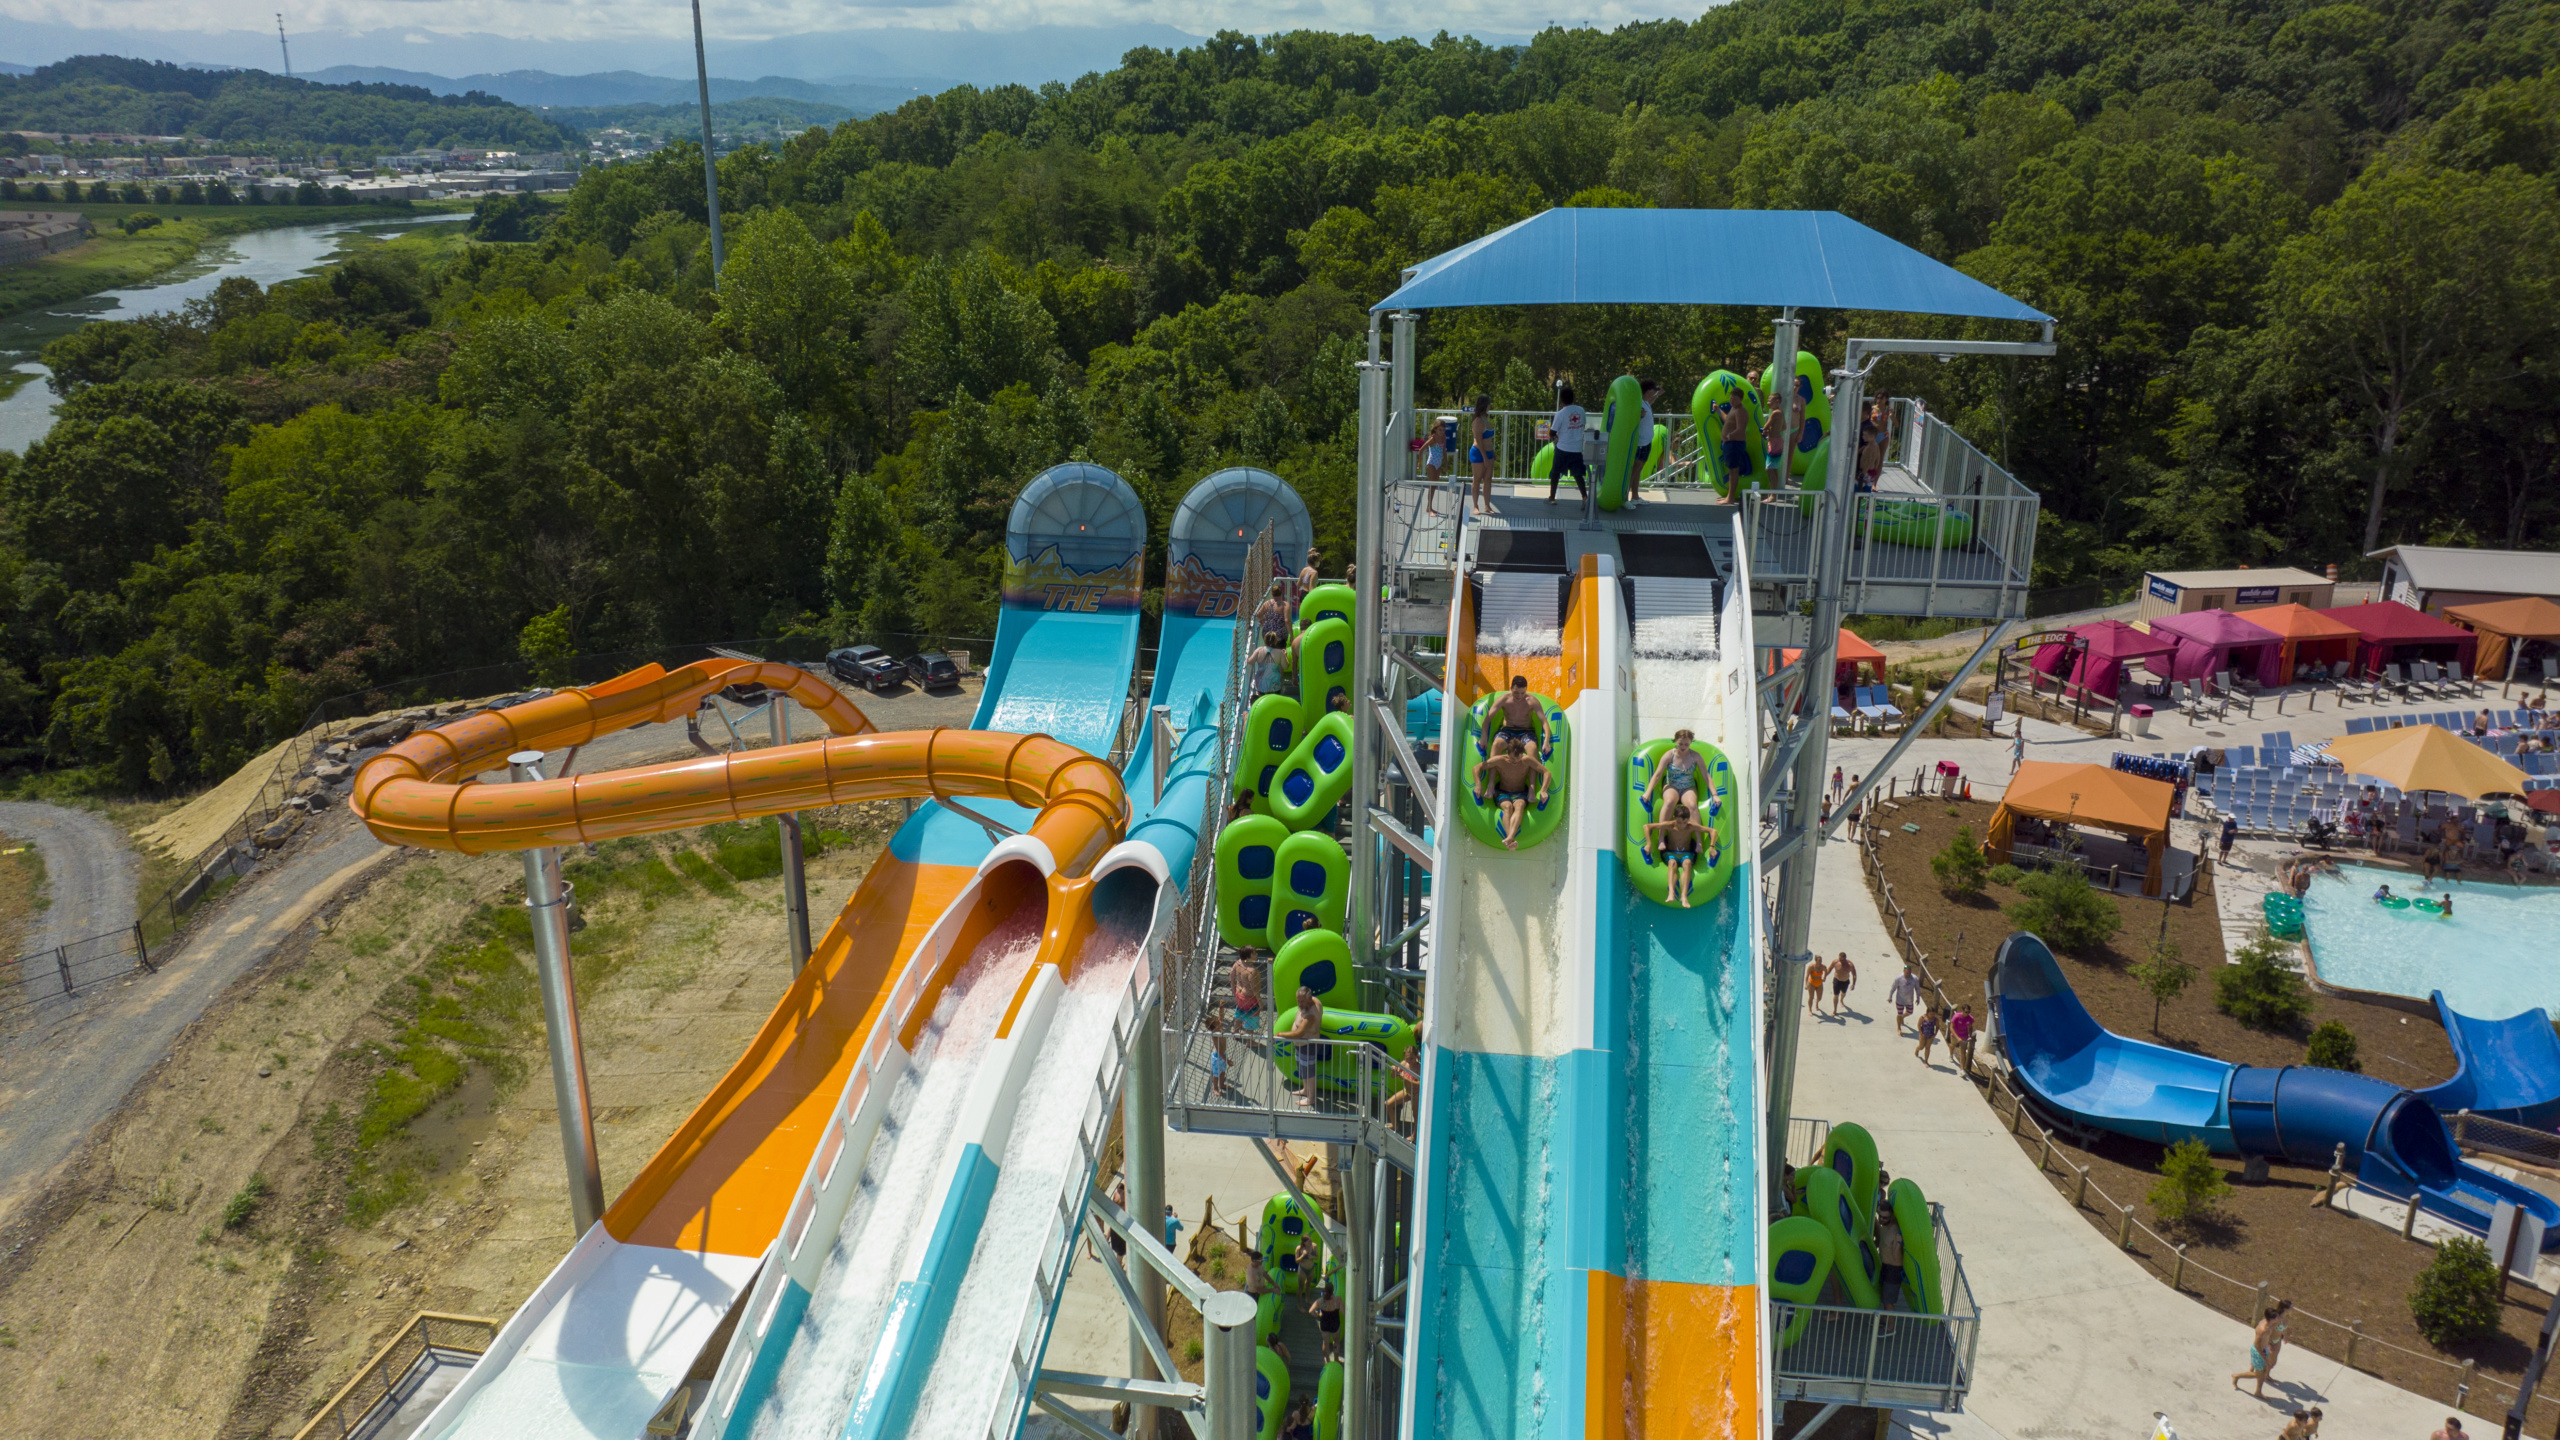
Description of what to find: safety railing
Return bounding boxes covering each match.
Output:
[1163,1028,1417,1167]
[0,923,156,1016]
[290,1312,497,1440]
[2449,1110,2560,1173]
[1736,484,2037,620]
[1785,1116,1833,1168]
[1773,1205,1979,1410]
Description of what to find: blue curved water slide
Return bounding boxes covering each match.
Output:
[2417,991,2560,1130]
[1994,933,2560,1248]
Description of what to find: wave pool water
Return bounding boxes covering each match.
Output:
[2301,861,2560,1019]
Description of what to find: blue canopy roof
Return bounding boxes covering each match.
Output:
[1371,208,2053,323]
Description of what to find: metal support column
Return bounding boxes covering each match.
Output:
[770,700,812,969]
[1202,1290,1261,1440]
[1348,313,1391,968]
[1342,1141,1375,1440]
[1763,337,1859,1173]
[512,750,606,1234]
[1152,704,1174,806]
[1124,994,1170,1437]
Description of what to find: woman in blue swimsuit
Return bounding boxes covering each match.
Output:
[1467,395,1496,510]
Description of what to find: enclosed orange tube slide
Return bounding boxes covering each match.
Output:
[345,659,1129,1254]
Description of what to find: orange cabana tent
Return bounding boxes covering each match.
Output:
[2443,597,2560,682]
[1781,628,1887,683]
[1987,760,2178,897]
[2244,603,2363,682]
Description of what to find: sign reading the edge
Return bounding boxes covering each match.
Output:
[2236,585,2279,606]
[2147,575,2181,603]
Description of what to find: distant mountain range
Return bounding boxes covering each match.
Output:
[0,18,1211,91]
[299,66,941,116]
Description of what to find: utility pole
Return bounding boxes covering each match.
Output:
[690,0,725,287]
[275,14,294,78]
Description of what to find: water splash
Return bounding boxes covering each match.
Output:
[751,909,1046,1440]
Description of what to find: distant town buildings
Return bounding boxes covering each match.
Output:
[0,209,96,268]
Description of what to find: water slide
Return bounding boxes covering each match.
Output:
[1994,933,2560,1247]
[1591,526,1765,1438]
[380,464,1165,1440]
[2416,991,2560,1130]
[1403,520,1767,1437]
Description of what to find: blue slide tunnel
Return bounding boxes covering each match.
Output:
[1993,932,2560,1249]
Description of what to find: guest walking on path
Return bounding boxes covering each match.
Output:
[1914,1005,1941,1065]
[2231,1299,2292,1397]
[1805,960,1826,1017]
[1888,964,1921,1035]
[1826,952,1858,1017]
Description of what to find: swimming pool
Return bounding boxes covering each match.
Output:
[2300,862,2560,1019]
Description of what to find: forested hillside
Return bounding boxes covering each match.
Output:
[4,0,2557,793]
[0,56,581,151]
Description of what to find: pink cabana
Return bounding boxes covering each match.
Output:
[2030,620,2178,702]
[2323,601,2480,679]
[2149,609,2286,687]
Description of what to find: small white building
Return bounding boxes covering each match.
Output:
[2370,544,2560,615]
[2134,566,2334,620]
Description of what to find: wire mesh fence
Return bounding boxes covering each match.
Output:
[1774,1205,1980,1409]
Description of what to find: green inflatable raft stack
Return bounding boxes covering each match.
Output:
[1621,736,1738,907]
[1761,349,1830,481]
[1456,689,1570,850]
[1215,814,1288,950]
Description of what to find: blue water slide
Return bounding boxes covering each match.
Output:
[1107,468,1311,905]
[2416,991,2560,1130]
[1993,933,2560,1248]
[892,462,1149,870]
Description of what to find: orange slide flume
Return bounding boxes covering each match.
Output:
[346,658,1127,1254]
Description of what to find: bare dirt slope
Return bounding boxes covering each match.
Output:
[0,805,900,1439]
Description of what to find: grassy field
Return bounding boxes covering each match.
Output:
[0,200,471,318]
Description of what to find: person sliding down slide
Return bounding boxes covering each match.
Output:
[1473,734,1550,851]
[1493,674,1551,759]
[1643,801,1717,907]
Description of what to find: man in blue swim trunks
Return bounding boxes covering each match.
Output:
[1472,733,1550,851]
[1643,801,1714,907]
[1717,392,1753,494]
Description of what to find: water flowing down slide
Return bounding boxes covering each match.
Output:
[2416,991,2560,1130]
[1593,526,1764,1438]
[1995,934,2560,1247]
[1409,550,1625,1438]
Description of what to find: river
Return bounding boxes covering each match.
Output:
[0,214,467,455]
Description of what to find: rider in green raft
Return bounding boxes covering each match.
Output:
[1491,674,1551,758]
[1473,734,1550,851]
[1643,728,1714,820]
[1643,802,1717,907]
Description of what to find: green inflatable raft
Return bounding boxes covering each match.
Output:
[1889,1177,1944,1315]
[1296,617,1353,717]
[1255,1345,1290,1440]
[1266,828,1349,948]
[1274,1007,1416,1093]
[1272,927,1358,1012]
[1232,692,1305,814]
[1822,1120,1882,1240]
[1760,349,1830,479]
[1267,707,1355,831]
[1456,689,1570,850]
[1621,736,1737,908]
[1298,582,1355,630]
[1767,1215,1834,1348]
[1692,370,1764,496]
[1597,374,1644,512]
[1794,1166,1879,1308]
[1214,815,1289,950]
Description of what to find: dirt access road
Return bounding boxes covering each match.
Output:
[0,814,388,1229]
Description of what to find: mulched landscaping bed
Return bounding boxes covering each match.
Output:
[1865,798,2560,1429]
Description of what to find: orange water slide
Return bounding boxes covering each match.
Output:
[346,659,1128,1255]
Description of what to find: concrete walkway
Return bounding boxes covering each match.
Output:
[1793,825,2453,1440]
